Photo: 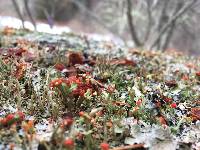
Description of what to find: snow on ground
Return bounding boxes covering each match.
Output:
[0,16,71,34]
[0,16,124,45]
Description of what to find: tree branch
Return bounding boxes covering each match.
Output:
[23,0,36,30]
[162,22,175,51]
[110,143,144,150]
[43,9,54,28]
[126,0,142,46]
[161,2,184,50]
[150,0,197,49]
[144,0,153,42]
[11,0,25,28]
[68,0,125,41]
[156,0,169,50]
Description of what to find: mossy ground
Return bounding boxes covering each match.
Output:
[0,27,199,150]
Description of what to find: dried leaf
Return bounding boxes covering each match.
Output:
[165,80,177,87]
[54,63,66,71]
[110,59,136,66]
[66,52,84,66]
[3,27,16,35]
[191,108,200,121]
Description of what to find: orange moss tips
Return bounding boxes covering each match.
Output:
[49,78,63,88]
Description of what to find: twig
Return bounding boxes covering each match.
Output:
[144,0,153,42]
[23,0,36,30]
[155,0,169,50]
[11,0,25,28]
[126,0,142,46]
[161,2,184,51]
[69,0,124,40]
[110,144,144,150]
[161,22,175,51]
[83,35,90,50]
[43,9,54,28]
[90,78,106,89]
[150,0,197,49]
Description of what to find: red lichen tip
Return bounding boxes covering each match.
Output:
[136,99,142,106]
[79,111,85,116]
[170,103,177,108]
[196,71,200,77]
[100,142,109,150]
[63,138,74,148]
[16,111,25,120]
[62,118,73,127]
[6,114,15,122]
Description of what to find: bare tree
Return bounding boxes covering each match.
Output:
[94,0,199,51]
[11,0,36,30]
[126,0,142,47]
[149,0,198,50]
[23,0,36,30]
[11,0,200,53]
[125,0,198,50]
[11,0,25,28]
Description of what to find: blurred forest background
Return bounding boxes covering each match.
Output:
[0,0,200,55]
